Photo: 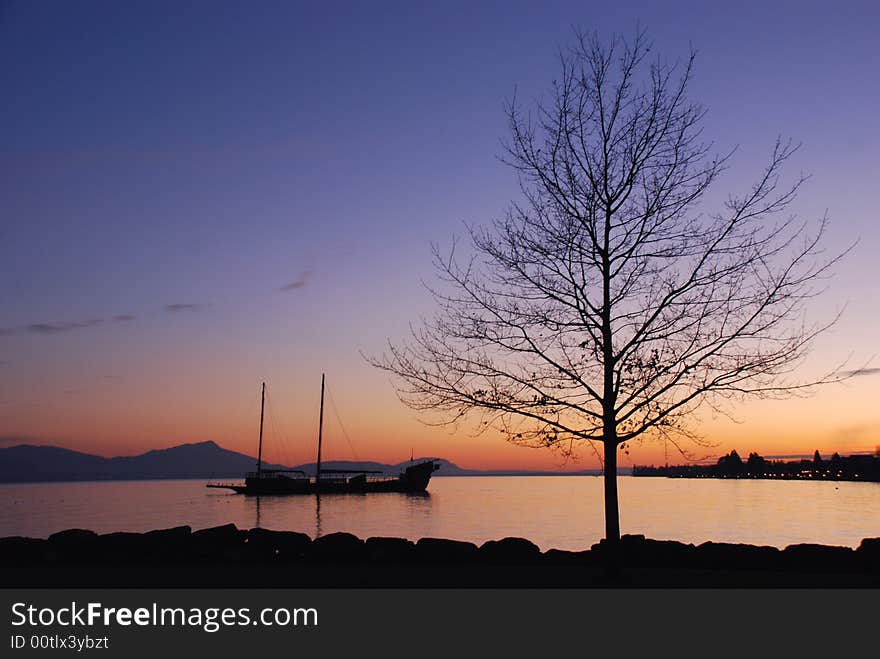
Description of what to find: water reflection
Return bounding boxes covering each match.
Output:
[4,477,878,549]
[315,494,322,538]
[404,491,432,522]
[243,491,430,539]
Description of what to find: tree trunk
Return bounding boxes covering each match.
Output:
[603,440,620,543]
[603,439,621,578]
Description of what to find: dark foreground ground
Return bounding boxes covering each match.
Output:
[2,525,879,587]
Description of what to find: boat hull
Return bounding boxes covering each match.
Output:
[209,460,439,495]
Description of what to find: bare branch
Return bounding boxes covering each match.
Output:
[366,29,852,543]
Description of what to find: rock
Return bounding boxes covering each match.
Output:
[0,537,45,562]
[246,528,311,562]
[589,533,645,555]
[142,526,192,560]
[309,532,365,562]
[782,544,857,572]
[192,523,242,543]
[480,537,542,564]
[857,538,880,572]
[415,538,479,563]
[695,541,781,571]
[191,524,247,560]
[365,537,415,563]
[592,535,695,567]
[97,532,149,561]
[48,528,98,544]
[647,539,696,567]
[47,529,98,561]
[856,537,880,554]
[144,525,192,544]
[542,548,595,566]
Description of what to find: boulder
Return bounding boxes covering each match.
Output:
[246,528,311,562]
[47,529,99,561]
[309,532,365,562]
[192,523,242,543]
[97,532,150,561]
[542,548,595,566]
[365,537,416,563]
[415,538,479,563]
[144,525,192,544]
[782,543,857,572]
[48,528,98,544]
[856,537,880,572]
[142,525,192,560]
[857,537,880,553]
[191,524,247,560]
[480,537,542,565]
[0,536,45,562]
[695,541,781,571]
[592,535,695,567]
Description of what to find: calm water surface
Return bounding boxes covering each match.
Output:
[1,476,878,549]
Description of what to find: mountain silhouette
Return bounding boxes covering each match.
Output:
[0,441,284,482]
[0,442,604,483]
[0,441,476,483]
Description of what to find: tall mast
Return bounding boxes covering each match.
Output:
[256,382,266,477]
[315,373,325,483]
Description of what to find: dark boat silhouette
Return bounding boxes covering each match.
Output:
[207,375,439,495]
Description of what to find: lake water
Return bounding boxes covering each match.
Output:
[1,476,878,550]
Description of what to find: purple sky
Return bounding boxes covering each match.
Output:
[1,1,878,467]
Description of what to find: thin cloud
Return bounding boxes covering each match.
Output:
[0,360,9,366]
[280,271,313,292]
[842,367,880,377]
[0,314,135,336]
[27,318,104,334]
[164,303,208,313]
[833,422,876,441]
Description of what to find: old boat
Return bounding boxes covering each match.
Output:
[207,375,439,495]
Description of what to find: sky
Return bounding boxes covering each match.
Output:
[1,0,878,470]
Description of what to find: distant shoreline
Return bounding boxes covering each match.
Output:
[9,472,880,486]
[0,472,607,486]
[634,449,880,483]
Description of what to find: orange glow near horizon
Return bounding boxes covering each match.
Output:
[3,364,877,471]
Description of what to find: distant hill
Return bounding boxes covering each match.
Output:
[0,441,601,483]
[0,441,290,483]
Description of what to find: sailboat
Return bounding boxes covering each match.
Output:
[207,375,439,495]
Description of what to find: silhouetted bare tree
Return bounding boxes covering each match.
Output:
[370,30,847,553]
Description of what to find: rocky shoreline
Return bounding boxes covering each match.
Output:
[2,525,879,587]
